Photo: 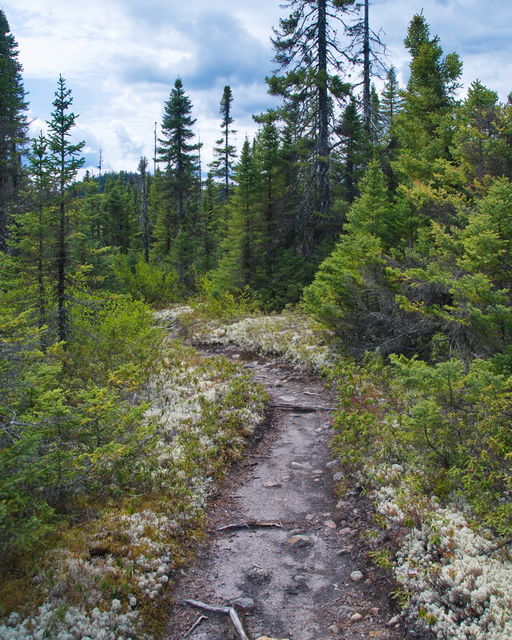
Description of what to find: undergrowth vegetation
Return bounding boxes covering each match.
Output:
[331,354,512,537]
[330,355,512,639]
[112,255,183,307]
[0,297,159,565]
[0,303,267,639]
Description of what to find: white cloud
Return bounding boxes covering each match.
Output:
[3,0,512,174]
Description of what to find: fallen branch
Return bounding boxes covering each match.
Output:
[182,599,230,615]
[182,599,251,640]
[482,537,512,557]
[229,607,251,640]
[182,615,208,638]
[217,521,283,532]
[270,403,334,413]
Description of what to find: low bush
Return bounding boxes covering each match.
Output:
[331,354,512,536]
[112,255,182,307]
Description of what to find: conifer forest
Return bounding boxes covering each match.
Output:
[0,2,511,639]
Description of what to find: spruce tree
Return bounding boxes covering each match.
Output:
[198,171,222,272]
[369,85,383,146]
[0,10,28,252]
[156,78,201,283]
[394,14,462,183]
[254,121,281,285]
[268,0,355,254]
[451,81,509,183]
[27,133,53,336]
[158,78,200,226]
[211,86,236,199]
[378,67,402,190]
[102,178,135,254]
[336,97,368,203]
[214,139,262,291]
[46,75,85,342]
[380,66,401,133]
[345,158,401,249]
[5,133,53,349]
[403,14,461,118]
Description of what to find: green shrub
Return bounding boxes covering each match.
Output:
[331,354,512,536]
[0,297,160,563]
[112,255,182,306]
[195,275,260,321]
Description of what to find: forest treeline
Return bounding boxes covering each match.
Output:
[1,0,511,574]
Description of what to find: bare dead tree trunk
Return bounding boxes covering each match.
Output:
[362,0,371,133]
[139,156,151,263]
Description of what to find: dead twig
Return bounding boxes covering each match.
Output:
[216,520,283,532]
[482,537,512,557]
[321,596,343,609]
[182,615,208,638]
[182,599,251,640]
[229,607,251,640]
[182,599,230,615]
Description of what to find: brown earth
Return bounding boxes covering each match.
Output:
[164,347,416,640]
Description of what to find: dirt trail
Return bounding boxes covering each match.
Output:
[166,347,408,640]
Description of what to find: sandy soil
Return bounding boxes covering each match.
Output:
[164,347,413,640]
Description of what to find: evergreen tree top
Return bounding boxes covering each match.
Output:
[158,77,201,170]
[404,13,435,56]
[401,14,462,113]
[0,10,9,34]
[0,9,26,95]
[46,75,85,188]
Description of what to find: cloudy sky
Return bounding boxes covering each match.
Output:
[3,0,512,175]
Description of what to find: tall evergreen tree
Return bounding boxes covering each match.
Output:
[368,85,384,146]
[254,121,282,286]
[380,66,401,133]
[451,80,511,184]
[198,171,222,272]
[0,10,28,252]
[344,158,403,249]
[214,139,262,291]
[158,78,200,227]
[47,75,85,342]
[335,97,368,203]
[102,178,135,254]
[211,86,237,199]
[394,14,462,183]
[403,14,461,117]
[156,78,201,283]
[268,0,355,255]
[379,66,402,190]
[26,133,53,336]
